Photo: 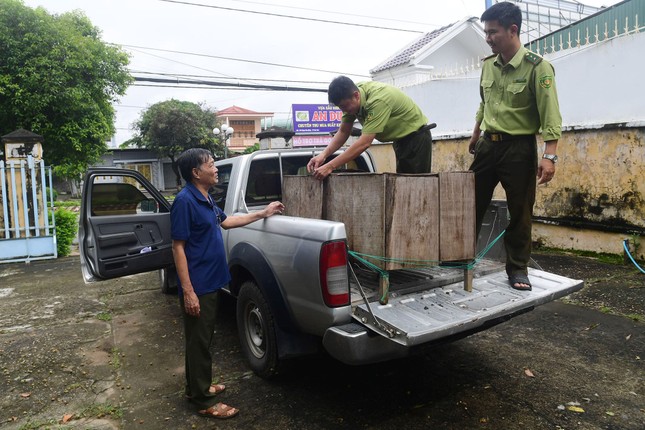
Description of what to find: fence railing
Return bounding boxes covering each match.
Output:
[0,156,57,263]
[419,15,643,83]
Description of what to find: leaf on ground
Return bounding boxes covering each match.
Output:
[605,411,615,416]
[524,368,535,378]
[567,405,585,413]
[62,414,74,423]
[20,392,31,398]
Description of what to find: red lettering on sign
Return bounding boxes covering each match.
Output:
[312,111,327,121]
[329,111,343,121]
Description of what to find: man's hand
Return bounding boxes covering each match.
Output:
[307,154,326,174]
[263,201,285,217]
[183,290,200,317]
[468,137,478,155]
[313,163,334,181]
[537,159,556,184]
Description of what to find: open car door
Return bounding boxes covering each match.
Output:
[79,168,173,283]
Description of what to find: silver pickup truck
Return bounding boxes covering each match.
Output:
[79,148,583,377]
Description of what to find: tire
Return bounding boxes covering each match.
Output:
[159,267,177,295]
[236,280,279,378]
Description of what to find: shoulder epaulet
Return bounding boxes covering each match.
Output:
[481,54,496,62]
[524,51,543,65]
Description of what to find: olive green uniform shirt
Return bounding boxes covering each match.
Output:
[476,46,562,141]
[341,81,428,142]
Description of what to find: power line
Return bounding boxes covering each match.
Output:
[157,0,425,34]
[121,44,370,78]
[130,70,331,85]
[228,0,442,28]
[133,76,327,92]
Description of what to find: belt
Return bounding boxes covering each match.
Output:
[484,131,534,142]
[395,123,437,143]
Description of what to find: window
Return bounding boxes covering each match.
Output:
[210,163,232,211]
[243,154,369,207]
[90,178,160,216]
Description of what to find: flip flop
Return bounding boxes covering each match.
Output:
[186,383,225,399]
[198,402,239,420]
[508,273,532,291]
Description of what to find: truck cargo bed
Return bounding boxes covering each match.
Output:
[349,262,583,347]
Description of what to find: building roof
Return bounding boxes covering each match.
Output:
[370,23,454,74]
[1,128,44,142]
[217,105,274,117]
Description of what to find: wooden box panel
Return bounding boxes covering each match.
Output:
[282,175,324,219]
[439,171,476,261]
[385,173,440,270]
[325,173,386,266]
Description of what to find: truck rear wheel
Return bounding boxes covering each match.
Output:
[236,280,279,378]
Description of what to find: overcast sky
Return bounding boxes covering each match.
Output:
[21,0,617,146]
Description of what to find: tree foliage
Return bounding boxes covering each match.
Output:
[0,0,132,178]
[127,99,222,188]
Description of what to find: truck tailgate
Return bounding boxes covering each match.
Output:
[352,268,583,346]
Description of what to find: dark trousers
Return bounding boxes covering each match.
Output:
[180,291,219,410]
[469,135,537,276]
[392,126,433,173]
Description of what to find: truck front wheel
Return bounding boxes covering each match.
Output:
[236,280,279,378]
[159,268,177,295]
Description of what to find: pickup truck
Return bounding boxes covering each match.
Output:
[79,148,583,378]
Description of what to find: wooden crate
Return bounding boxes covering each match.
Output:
[283,171,475,269]
[282,175,324,219]
[438,171,476,261]
[325,173,440,271]
[385,173,440,270]
[325,173,386,266]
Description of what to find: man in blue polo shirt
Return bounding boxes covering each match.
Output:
[171,148,284,419]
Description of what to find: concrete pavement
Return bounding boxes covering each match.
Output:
[0,253,643,429]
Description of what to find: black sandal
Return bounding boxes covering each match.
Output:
[508,274,532,291]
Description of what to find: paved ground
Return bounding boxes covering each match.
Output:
[0,252,643,430]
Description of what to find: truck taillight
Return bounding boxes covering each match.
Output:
[320,241,349,307]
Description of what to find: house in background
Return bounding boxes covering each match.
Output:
[216,106,274,153]
[370,17,490,89]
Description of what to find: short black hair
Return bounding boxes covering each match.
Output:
[481,1,522,33]
[328,76,358,106]
[177,148,213,183]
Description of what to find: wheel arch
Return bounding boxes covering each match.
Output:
[228,242,320,360]
[228,242,294,331]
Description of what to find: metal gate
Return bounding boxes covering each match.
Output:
[0,155,56,263]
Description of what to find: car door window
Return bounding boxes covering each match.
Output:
[90,178,164,216]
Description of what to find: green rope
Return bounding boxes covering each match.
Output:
[348,229,506,273]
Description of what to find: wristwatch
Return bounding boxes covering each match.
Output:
[542,153,558,163]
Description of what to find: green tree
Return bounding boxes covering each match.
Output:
[128,99,222,188]
[243,143,260,154]
[0,0,132,179]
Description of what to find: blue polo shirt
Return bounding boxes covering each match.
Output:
[170,182,230,296]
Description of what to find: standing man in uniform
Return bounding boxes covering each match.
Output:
[468,1,562,290]
[308,76,433,179]
[171,148,284,419]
